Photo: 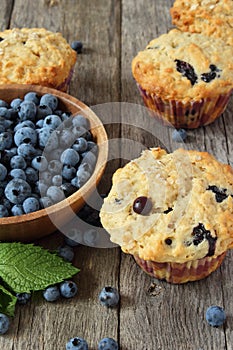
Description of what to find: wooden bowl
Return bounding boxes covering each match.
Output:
[0,84,108,241]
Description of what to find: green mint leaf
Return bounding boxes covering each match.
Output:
[0,243,79,293]
[0,284,17,316]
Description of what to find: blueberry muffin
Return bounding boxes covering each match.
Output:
[0,28,77,91]
[170,0,233,46]
[132,29,233,128]
[100,148,233,283]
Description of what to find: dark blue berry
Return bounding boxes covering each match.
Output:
[71,41,83,54]
[58,245,74,262]
[16,292,31,305]
[40,94,58,111]
[172,129,187,142]
[0,313,10,335]
[60,280,78,298]
[133,196,152,215]
[206,306,226,327]
[0,131,13,150]
[5,178,31,204]
[43,285,61,302]
[98,338,118,350]
[175,59,198,85]
[22,197,40,214]
[66,337,88,350]
[24,92,40,105]
[99,286,119,307]
[18,101,37,121]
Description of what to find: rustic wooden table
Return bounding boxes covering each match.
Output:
[1,0,233,349]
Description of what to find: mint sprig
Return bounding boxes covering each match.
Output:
[0,242,79,315]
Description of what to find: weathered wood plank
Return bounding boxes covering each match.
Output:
[120,1,231,349]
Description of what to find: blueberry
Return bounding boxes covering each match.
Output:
[24,91,40,105]
[14,120,35,132]
[0,205,9,217]
[83,228,99,246]
[0,163,7,180]
[38,127,54,148]
[43,285,61,302]
[58,129,76,148]
[98,287,119,308]
[58,245,74,262]
[42,129,59,152]
[5,178,31,204]
[18,101,37,121]
[172,129,187,142]
[133,196,153,215]
[40,94,58,111]
[36,104,53,120]
[64,228,81,247]
[60,280,78,298]
[17,143,36,160]
[60,148,80,166]
[22,197,40,214]
[25,167,39,184]
[47,186,65,203]
[43,114,62,129]
[34,181,48,196]
[14,126,37,146]
[0,313,10,335]
[10,155,27,169]
[9,168,26,180]
[71,40,83,54]
[16,292,31,305]
[52,174,63,186]
[72,114,89,129]
[98,338,118,350]
[11,204,24,216]
[62,164,76,180]
[206,306,226,327]
[66,337,88,350]
[0,131,13,150]
[60,183,77,197]
[39,170,52,184]
[39,196,53,208]
[72,125,88,139]
[73,168,91,188]
[81,150,96,167]
[10,98,23,110]
[0,107,12,119]
[72,137,88,153]
[0,99,9,108]
[175,59,198,86]
[31,156,48,171]
[48,159,63,174]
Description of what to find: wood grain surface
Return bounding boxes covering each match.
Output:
[1,1,233,349]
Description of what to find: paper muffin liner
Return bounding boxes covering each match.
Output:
[134,252,226,284]
[137,84,232,129]
[56,67,75,92]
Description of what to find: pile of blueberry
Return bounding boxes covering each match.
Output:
[0,91,98,217]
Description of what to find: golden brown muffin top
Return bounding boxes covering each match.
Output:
[132,29,233,101]
[0,28,77,88]
[171,0,233,46]
[100,148,233,263]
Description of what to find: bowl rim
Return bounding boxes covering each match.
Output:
[0,84,108,225]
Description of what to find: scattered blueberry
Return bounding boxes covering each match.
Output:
[99,286,119,308]
[58,245,75,262]
[16,292,31,305]
[98,337,118,350]
[71,41,83,54]
[133,196,152,215]
[43,285,61,302]
[172,129,187,142]
[0,313,10,335]
[60,280,78,298]
[66,337,88,350]
[206,306,226,327]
